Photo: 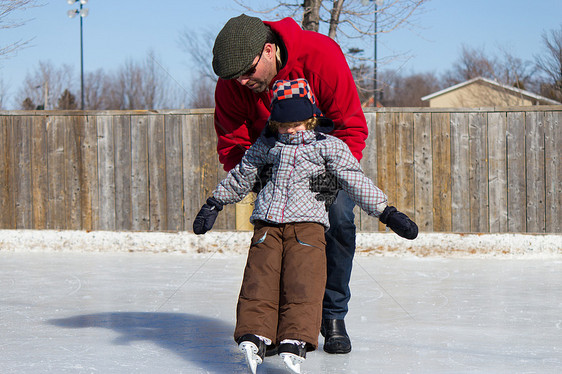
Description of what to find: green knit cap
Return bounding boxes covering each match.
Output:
[212,14,268,80]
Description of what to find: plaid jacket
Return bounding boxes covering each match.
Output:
[212,130,387,229]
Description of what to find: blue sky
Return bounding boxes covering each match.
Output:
[1,0,561,109]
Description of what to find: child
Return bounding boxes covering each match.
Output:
[193,78,417,374]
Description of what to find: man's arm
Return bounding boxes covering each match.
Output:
[214,79,254,171]
[304,31,368,162]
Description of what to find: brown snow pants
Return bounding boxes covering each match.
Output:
[234,221,327,349]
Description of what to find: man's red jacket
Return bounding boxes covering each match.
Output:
[214,17,368,171]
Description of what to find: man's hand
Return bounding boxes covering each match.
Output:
[193,197,224,235]
[379,206,418,240]
[252,164,273,193]
[310,171,341,211]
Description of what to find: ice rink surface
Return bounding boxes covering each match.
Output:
[1,250,561,373]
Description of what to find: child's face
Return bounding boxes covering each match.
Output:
[277,122,307,135]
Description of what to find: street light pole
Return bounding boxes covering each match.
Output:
[374,1,378,106]
[79,2,84,110]
[67,0,89,110]
[373,0,383,107]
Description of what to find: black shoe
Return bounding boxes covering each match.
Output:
[321,319,352,354]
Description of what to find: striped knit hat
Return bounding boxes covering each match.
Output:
[269,78,324,123]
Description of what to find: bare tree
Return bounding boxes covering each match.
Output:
[380,69,440,107]
[82,51,189,110]
[497,49,535,91]
[15,61,75,110]
[302,0,321,32]
[535,24,562,102]
[118,59,150,109]
[188,77,215,108]
[234,0,427,43]
[178,28,217,83]
[83,68,110,109]
[111,50,176,110]
[178,28,219,108]
[441,45,497,86]
[440,44,547,107]
[442,44,537,90]
[0,0,40,58]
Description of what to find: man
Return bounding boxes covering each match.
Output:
[212,14,368,354]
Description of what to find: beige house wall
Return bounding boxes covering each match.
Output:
[429,81,535,108]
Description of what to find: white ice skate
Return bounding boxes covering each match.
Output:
[240,341,262,374]
[278,340,307,374]
[238,334,267,374]
[280,352,305,373]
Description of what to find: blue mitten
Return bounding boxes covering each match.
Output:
[379,206,418,240]
[193,197,223,235]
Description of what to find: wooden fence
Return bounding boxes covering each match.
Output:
[0,106,561,233]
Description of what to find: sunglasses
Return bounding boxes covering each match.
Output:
[239,45,266,78]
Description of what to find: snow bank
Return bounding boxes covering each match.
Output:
[1,230,561,258]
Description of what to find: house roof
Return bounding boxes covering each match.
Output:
[421,77,562,105]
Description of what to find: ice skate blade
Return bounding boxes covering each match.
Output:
[280,352,304,374]
[240,342,262,374]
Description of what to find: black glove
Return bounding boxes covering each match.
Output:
[310,171,341,211]
[379,206,418,240]
[252,164,273,193]
[193,197,223,235]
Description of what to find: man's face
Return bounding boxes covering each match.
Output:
[236,44,276,93]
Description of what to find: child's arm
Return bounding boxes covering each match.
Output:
[213,139,270,204]
[193,140,269,235]
[323,139,418,239]
[323,139,388,216]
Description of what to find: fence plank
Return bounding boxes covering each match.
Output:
[199,114,221,228]
[47,116,67,229]
[525,112,546,233]
[395,112,415,221]
[506,112,526,232]
[432,112,452,232]
[65,116,82,230]
[31,116,48,229]
[217,150,237,231]
[0,116,15,229]
[182,114,201,231]
[13,115,32,228]
[450,113,470,232]
[148,115,167,231]
[96,115,116,230]
[414,112,433,231]
[376,111,396,232]
[544,111,562,233]
[81,116,98,231]
[165,114,184,231]
[196,112,237,231]
[469,112,489,232]
[131,115,150,231]
[114,115,132,230]
[359,112,380,232]
[487,112,508,232]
